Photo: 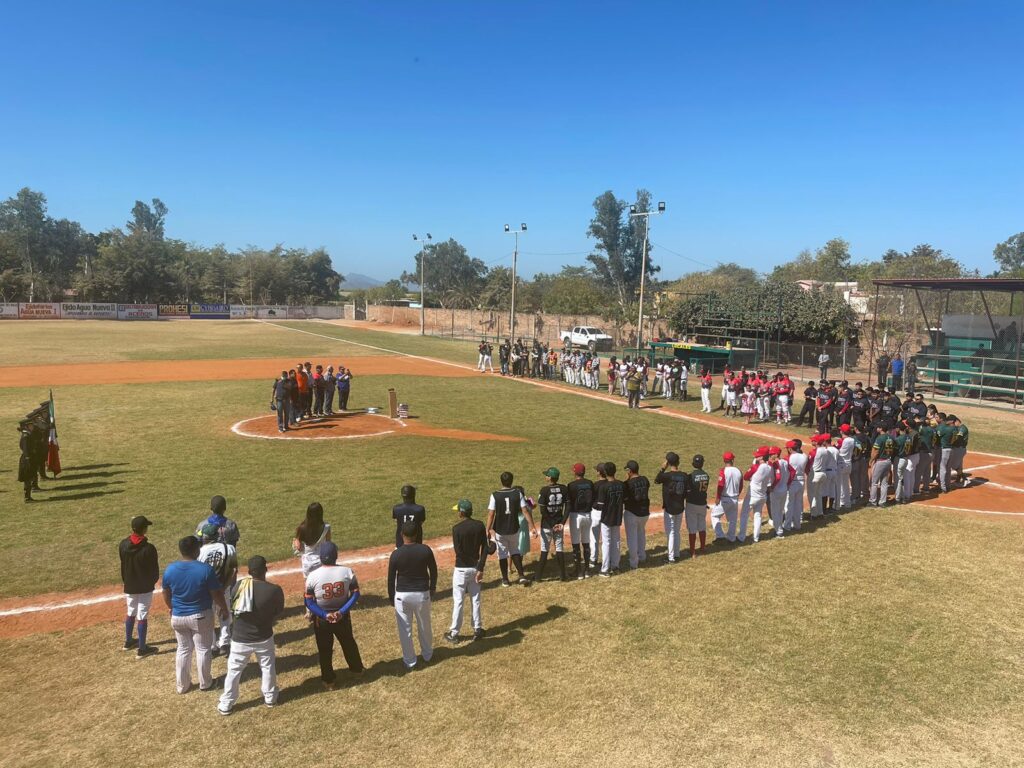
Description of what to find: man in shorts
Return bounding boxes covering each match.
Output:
[486,472,537,586]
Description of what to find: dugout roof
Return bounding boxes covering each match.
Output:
[872,278,1024,293]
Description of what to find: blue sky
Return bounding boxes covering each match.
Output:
[2,1,1021,281]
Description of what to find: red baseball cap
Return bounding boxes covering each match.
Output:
[839,423,851,433]
[722,451,735,461]
[785,439,798,449]
[768,446,781,455]
[572,463,586,475]
[754,446,769,458]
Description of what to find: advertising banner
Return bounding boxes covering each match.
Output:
[158,303,190,317]
[0,303,19,319]
[189,303,231,319]
[18,303,61,319]
[255,305,288,319]
[60,302,118,319]
[229,304,251,319]
[117,303,159,320]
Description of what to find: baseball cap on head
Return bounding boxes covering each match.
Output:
[785,439,800,450]
[319,541,339,564]
[839,424,851,433]
[452,499,473,514]
[572,463,586,475]
[200,523,219,542]
[691,454,704,468]
[754,446,769,458]
[767,446,781,456]
[625,460,639,473]
[722,451,735,461]
[130,515,153,533]
[543,467,560,480]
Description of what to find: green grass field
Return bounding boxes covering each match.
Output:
[2,319,1023,767]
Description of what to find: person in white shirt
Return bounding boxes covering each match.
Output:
[767,446,790,537]
[836,424,856,510]
[679,362,689,402]
[824,436,840,512]
[198,524,238,653]
[818,351,831,381]
[784,440,807,531]
[807,435,829,518]
[714,452,743,542]
[740,448,774,543]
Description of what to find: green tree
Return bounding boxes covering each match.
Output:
[0,188,50,301]
[586,189,659,317]
[993,232,1024,274]
[366,279,407,304]
[403,238,486,309]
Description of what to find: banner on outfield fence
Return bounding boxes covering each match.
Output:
[287,305,343,320]
[189,303,230,319]
[0,303,18,319]
[255,305,288,318]
[18,302,61,319]
[158,303,190,317]
[117,303,159,320]
[60,302,118,319]
[230,304,250,319]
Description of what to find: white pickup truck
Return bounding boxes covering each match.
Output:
[562,326,614,351]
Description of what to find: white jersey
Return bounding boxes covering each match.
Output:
[748,462,773,499]
[825,445,839,472]
[787,452,808,484]
[772,458,790,495]
[838,437,856,468]
[811,448,828,474]
[198,542,237,588]
[305,564,358,612]
[679,364,688,382]
[296,523,332,574]
[721,466,742,499]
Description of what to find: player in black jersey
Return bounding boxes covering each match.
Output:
[596,462,625,576]
[486,472,536,586]
[566,463,595,579]
[536,468,570,581]
[685,455,711,559]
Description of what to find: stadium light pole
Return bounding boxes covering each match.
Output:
[629,201,665,352]
[413,233,432,336]
[504,223,527,341]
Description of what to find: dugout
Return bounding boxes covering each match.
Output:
[868,278,1024,407]
[641,341,756,373]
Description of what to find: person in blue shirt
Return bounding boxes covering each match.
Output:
[891,353,905,393]
[162,536,229,694]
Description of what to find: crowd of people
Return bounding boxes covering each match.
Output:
[118,379,971,714]
[268,361,354,433]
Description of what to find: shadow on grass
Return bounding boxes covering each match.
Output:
[49,480,127,492]
[57,469,135,481]
[257,604,569,709]
[60,463,129,472]
[42,489,125,502]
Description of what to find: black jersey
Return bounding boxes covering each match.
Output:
[538,483,569,528]
[566,478,594,514]
[596,479,625,527]
[654,469,687,515]
[686,469,710,506]
[624,476,651,517]
[488,488,525,536]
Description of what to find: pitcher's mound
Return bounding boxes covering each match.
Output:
[231,412,525,443]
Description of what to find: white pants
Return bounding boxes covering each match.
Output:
[837,466,853,508]
[126,592,153,620]
[483,354,493,372]
[663,378,673,399]
[477,354,486,371]
[664,512,683,560]
[776,394,790,421]
[171,610,215,694]
[701,388,712,412]
[905,453,919,499]
[493,532,520,559]
[450,567,482,634]
[786,482,804,529]
[218,636,278,710]
[540,526,564,553]
[394,591,433,668]
[808,471,826,517]
[623,511,648,569]
[741,495,767,542]
[769,491,787,535]
[600,523,622,573]
[720,496,739,541]
[756,396,768,420]
[589,510,603,565]
[214,588,232,649]
[569,512,592,546]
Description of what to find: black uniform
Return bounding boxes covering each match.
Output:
[537,483,570,579]
[654,468,687,516]
[392,502,426,548]
[452,518,488,571]
[18,430,34,501]
[796,385,818,427]
[596,479,625,527]
[566,477,595,575]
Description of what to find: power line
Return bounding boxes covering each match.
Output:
[648,241,718,270]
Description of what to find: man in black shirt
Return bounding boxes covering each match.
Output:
[445,500,490,643]
[387,522,438,670]
[566,463,595,579]
[270,370,291,433]
[597,462,625,576]
[850,388,868,431]
[486,471,536,587]
[655,452,687,563]
[536,467,570,582]
[623,460,651,570]
[392,485,426,549]
[119,515,160,656]
[685,455,711,559]
[217,555,285,714]
[795,381,817,428]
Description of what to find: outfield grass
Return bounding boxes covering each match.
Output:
[2,506,1023,767]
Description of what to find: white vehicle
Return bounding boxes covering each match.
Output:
[562,326,614,351]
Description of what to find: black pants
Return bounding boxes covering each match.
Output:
[338,389,350,411]
[325,386,335,413]
[314,389,325,415]
[313,613,364,683]
[892,374,903,392]
[817,411,830,434]
[796,400,815,427]
[628,389,641,408]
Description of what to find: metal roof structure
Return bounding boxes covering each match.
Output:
[872,278,1024,293]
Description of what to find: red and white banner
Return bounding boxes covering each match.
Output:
[18,303,61,319]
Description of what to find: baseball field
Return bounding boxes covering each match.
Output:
[2,319,1023,768]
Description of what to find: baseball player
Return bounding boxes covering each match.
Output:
[836,424,856,510]
[588,463,608,571]
[566,463,595,579]
[822,430,840,512]
[536,468,570,581]
[477,340,488,372]
[950,416,969,487]
[486,472,537,586]
[119,515,159,657]
[775,373,793,424]
[195,495,240,547]
[699,368,713,413]
[392,485,426,549]
[387,523,437,669]
[623,460,651,570]
[869,428,898,507]
[894,420,920,504]
[198,523,238,654]
[655,452,687,563]
[784,440,806,531]
[714,451,743,542]
[303,541,363,689]
[445,499,490,642]
[740,447,774,542]
[684,454,710,557]
[767,446,791,537]
[596,462,625,576]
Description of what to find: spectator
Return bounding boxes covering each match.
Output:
[817,350,831,381]
[891,353,905,392]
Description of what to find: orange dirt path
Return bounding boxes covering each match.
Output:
[233,412,525,443]
[0,355,475,388]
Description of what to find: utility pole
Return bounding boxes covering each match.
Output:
[504,223,527,340]
[413,233,432,335]
[628,201,665,352]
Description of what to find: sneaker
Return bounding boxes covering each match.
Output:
[264,701,276,708]
[443,630,459,643]
[218,706,232,716]
[122,638,138,651]
[599,571,611,578]
[136,645,157,658]
[518,577,532,587]
[500,579,512,588]
[473,629,484,641]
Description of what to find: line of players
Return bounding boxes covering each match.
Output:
[269,362,354,433]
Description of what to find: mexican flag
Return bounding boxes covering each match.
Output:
[46,390,61,477]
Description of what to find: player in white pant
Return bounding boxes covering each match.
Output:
[784,440,807,530]
[388,523,437,669]
[566,463,595,579]
[807,435,829,517]
[700,370,713,413]
[654,452,686,562]
[836,425,856,509]
[588,463,609,569]
[446,500,489,642]
[714,452,743,542]
[740,448,774,542]
[622,461,650,569]
[597,462,625,575]
[767,446,790,537]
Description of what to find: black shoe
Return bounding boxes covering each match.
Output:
[122,638,138,651]
[473,628,484,641]
[518,577,532,587]
[500,579,512,588]
[24,497,33,503]
[136,645,157,658]
[443,630,459,643]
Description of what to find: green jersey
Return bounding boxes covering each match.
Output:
[873,433,897,459]
[937,424,956,449]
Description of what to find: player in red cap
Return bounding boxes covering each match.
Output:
[807,434,829,518]
[739,447,774,542]
[767,446,791,537]
[784,439,807,530]
[836,423,856,510]
[712,451,742,542]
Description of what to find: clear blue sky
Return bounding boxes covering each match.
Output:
[3,1,1021,281]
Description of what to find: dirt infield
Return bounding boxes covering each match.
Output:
[231,411,526,443]
[0,355,475,388]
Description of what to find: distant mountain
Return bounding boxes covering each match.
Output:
[342,272,384,289]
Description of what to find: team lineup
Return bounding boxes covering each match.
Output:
[113,351,973,715]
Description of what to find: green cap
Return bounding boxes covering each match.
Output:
[543,467,560,480]
[452,499,473,514]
